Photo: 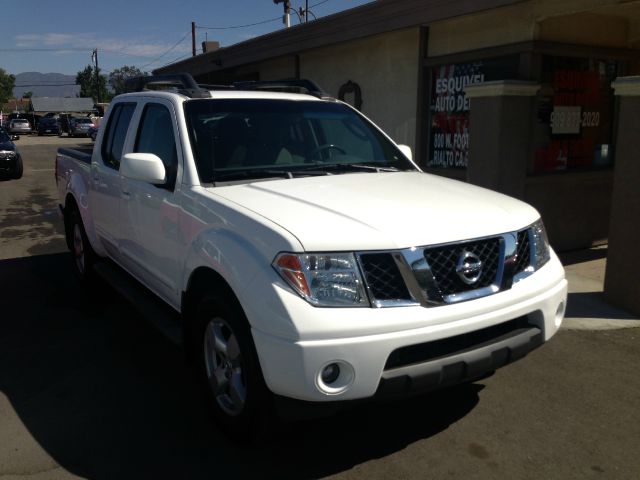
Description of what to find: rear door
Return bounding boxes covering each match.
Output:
[90,102,136,260]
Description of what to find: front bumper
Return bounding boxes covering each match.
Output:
[0,154,18,172]
[251,254,567,403]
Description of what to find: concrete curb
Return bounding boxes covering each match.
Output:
[561,247,640,331]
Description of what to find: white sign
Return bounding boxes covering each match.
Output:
[550,106,582,135]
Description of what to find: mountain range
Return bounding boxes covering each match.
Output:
[13,72,80,98]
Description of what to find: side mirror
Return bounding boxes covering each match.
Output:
[121,153,166,184]
[11,135,20,141]
[397,144,412,161]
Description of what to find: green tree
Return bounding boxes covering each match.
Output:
[109,65,146,95]
[76,65,110,102]
[0,68,16,105]
[22,91,33,99]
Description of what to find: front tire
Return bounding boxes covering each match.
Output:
[12,156,23,179]
[193,293,272,438]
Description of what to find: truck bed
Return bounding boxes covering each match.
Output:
[57,147,93,164]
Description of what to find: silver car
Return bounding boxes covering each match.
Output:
[9,119,32,135]
[69,117,95,137]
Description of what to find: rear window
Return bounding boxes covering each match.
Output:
[100,103,136,170]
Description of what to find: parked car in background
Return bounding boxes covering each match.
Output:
[37,117,61,136]
[9,119,32,135]
[68,117,95,137]
[0,127,23,179]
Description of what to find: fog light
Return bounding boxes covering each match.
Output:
[321,363,340,384]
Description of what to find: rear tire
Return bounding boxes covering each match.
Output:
[65,207,96,284]
[193,292,273,439]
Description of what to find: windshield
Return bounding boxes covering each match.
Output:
[184,99,416,183]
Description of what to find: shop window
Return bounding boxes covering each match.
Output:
[427,55,519,170]
[533,56,618,173]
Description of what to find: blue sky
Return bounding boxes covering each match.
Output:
[1,0,372,76]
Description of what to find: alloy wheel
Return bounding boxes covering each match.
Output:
[203,317,247,416]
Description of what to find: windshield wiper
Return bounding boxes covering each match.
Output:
[214,169,295,181]
[296,163,405,173]
[212,162,409,182]
[213,167,334,182]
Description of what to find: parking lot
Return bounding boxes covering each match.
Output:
[1,136,639,479]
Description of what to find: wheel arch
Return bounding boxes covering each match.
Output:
[182,266,246,355]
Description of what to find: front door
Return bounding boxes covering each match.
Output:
[119,101,184,307]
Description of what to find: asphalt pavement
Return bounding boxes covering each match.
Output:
[0,136,639,480]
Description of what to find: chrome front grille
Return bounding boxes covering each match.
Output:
[357,227,538,308]
[424,238,501,296]
[359,253,411,301]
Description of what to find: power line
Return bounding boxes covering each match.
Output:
[0,47,87,52]
[197,16,281,30]
[196,0,334,31]
[159,53,192,69]
[139,32,191,70]
[0,47,160,59]
[14,83,77,87]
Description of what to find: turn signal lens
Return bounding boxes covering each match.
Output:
[275,254,311,298]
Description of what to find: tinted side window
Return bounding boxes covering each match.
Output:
[101,103,136,170]
[134,103,178,189]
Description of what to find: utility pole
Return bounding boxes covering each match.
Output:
[274,0,291,28]
[92,49,100,103]
[192,22,196,56]
[306,0,308,21]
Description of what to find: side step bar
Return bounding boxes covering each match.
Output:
[93,261,183,346]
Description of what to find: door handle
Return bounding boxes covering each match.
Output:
[122,191,131,199]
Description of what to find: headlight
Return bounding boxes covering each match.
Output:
[0,150,16,157]
[531,219,551,270]
[273,252,369,307]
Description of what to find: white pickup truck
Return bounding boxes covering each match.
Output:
[56,74,567,435]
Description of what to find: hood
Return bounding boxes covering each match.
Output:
[0,141,15,151]
[208,172,540,251]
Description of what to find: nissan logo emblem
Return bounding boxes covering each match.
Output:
[456,250,483,285]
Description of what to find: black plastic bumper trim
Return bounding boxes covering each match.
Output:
[375,325,543,400]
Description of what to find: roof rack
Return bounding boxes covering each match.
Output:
[232,79,330,99]
[124,74,211,98]
[124,73,334,100]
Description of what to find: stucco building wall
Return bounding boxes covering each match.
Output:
[299,29,420,150]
